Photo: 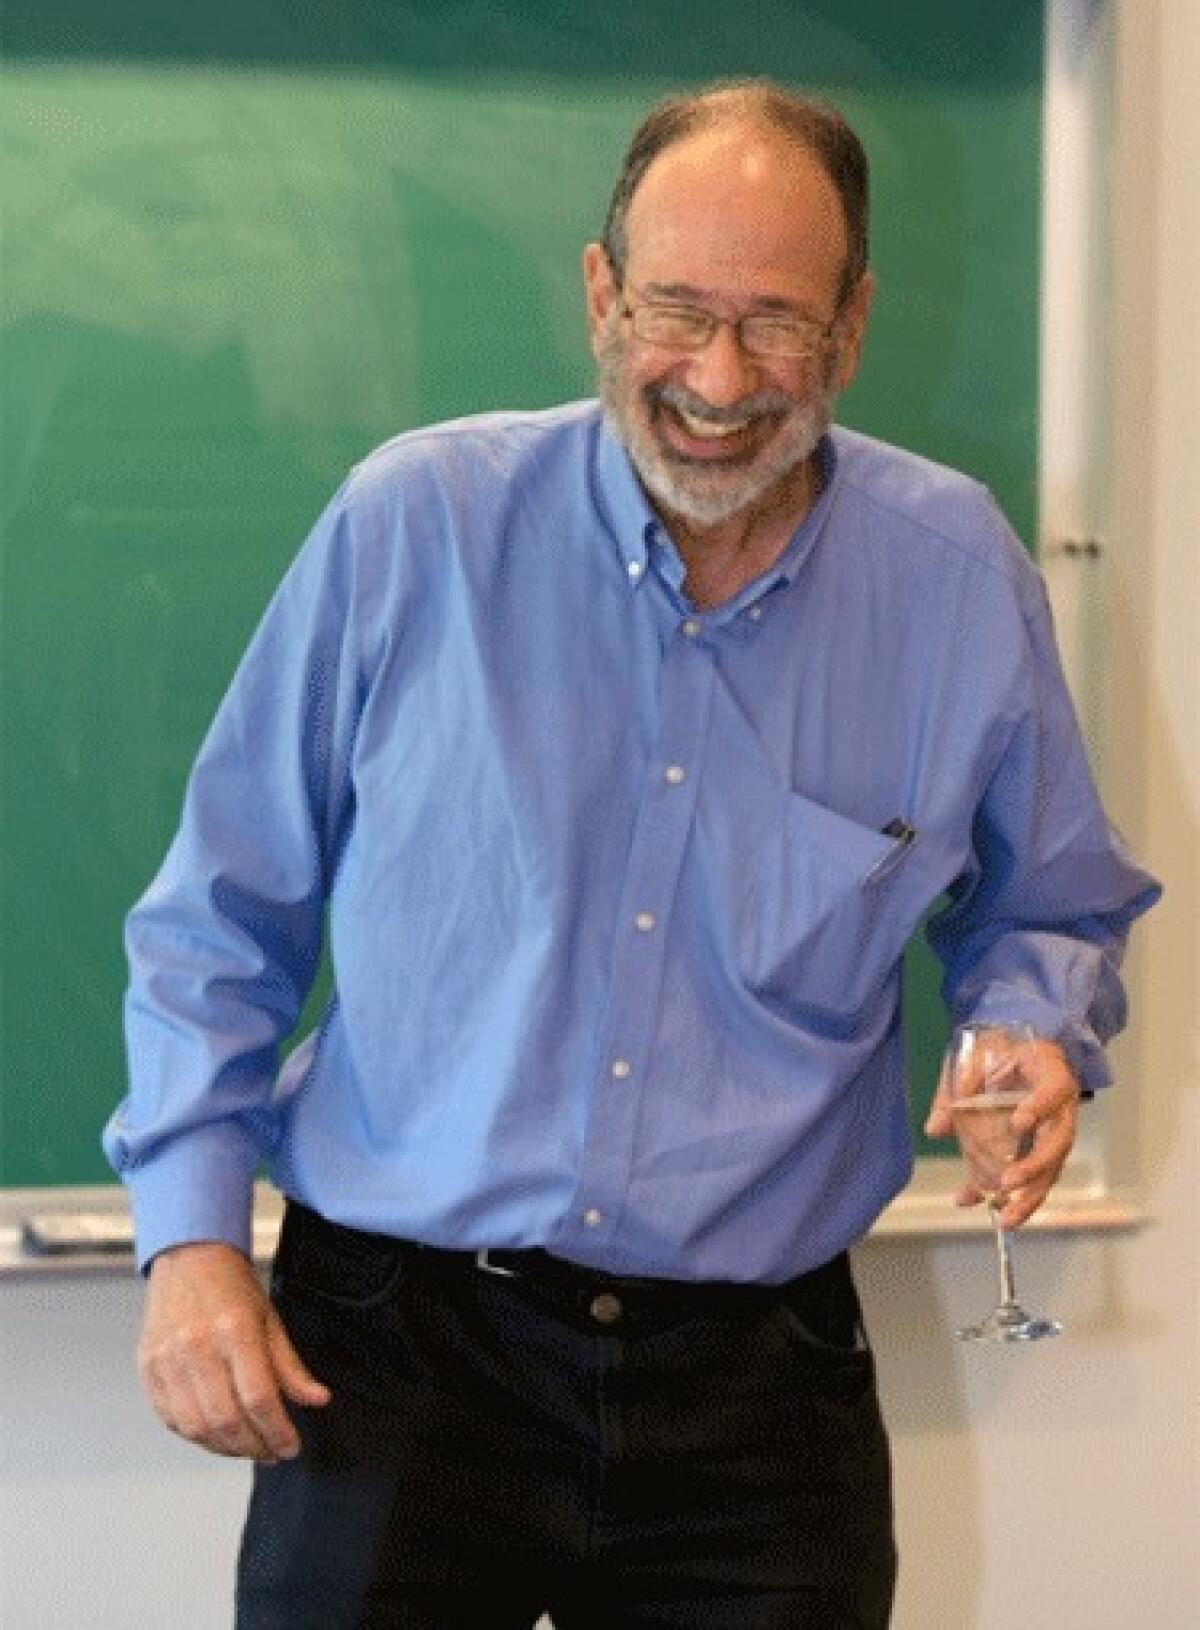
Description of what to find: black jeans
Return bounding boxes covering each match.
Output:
[236,1203,896,1628]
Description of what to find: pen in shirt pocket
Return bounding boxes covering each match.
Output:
[865,817,918,883]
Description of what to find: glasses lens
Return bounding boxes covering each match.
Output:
[741,317,824,358]
[633,306,712,348]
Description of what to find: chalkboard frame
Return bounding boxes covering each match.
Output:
[1,0,1139,1241]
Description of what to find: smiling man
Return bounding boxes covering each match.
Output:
[588,107,873,605]
[107,81,1158,1628]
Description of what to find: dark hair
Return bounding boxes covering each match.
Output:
[600,79,870,307]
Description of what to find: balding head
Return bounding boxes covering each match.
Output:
[601,80,870,307]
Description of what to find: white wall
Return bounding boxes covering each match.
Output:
[3,4,1196,1626]
[862,5,1200,1625]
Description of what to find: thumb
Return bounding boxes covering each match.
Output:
[924,1084,953,1137]
[924,1057,953,1137]
[266,1309,332,1406]
[924,1103,953,1137]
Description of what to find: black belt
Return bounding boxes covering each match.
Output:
[279,1200,852,1334]
[465,1244,787,1326]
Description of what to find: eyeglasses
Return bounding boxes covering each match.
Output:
[620,293,839,360]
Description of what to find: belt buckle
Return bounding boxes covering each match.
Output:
[475,1248,519,1279]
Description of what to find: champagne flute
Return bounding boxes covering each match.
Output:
[944,1023,1062,1342]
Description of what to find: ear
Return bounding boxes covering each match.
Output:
[829,269,876,394]
[582,242,620,356]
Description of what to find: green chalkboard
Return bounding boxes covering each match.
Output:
[0,1,1043,1187]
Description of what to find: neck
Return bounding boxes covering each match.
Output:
[663,452,823,610]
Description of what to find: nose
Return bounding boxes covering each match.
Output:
[680,320,761,409]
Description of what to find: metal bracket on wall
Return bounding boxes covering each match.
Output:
[1044,537,1105,559]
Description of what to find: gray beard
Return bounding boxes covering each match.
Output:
[596,321,832,527]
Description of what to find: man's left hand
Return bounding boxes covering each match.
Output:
[924,1037,1081,1227]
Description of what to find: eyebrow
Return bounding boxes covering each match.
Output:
[638,282,824,320]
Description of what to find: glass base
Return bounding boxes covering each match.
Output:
[956,1304,1063,1343]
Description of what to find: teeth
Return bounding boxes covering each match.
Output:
[675,407,748,439]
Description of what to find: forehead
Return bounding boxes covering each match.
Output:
[623,124,848,309]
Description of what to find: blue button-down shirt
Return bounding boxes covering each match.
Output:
[106,401,1160,1278]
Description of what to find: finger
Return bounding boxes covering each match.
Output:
[139,1350,210,1448]
[267,1312,332,1408]
[1003,1102,1078,1192]
[138,1327,224,1448]
[169,1402,276,1461]
[176,1334,280,1461]
[1010,1082,1076,1135]
[147,1339,274,1460]
[953,1182,985,1209]
[1010,1045,1078,1131]
[998,1163,1065,1226]
[994,1181,1052,1229]
[221,1316,310,1461]
[996,1128,1076,1229]
[1002,1137,1071,1200]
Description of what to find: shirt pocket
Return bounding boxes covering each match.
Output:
[735,788,929,1021]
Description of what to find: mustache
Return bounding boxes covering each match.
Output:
[650,382,794,427]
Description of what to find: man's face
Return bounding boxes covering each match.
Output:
[585,125,873,530]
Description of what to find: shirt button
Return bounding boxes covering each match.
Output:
[583,1208,604,1228]
[664,764,686,785]
[682,618,702,638]
[611,1059,631,1079]
[748,604,764,622]
[627,560,644,580]
[590,1292,623,1325]
[634,911,656,933]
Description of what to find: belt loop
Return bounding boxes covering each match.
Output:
[476,1249,519,1279]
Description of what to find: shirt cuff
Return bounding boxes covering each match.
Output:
[122,1122,260,1274]
[952,999,1114,1096]
[1051,1026,1111,1096]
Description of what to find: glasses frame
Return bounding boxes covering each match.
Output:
[618,282,843,361]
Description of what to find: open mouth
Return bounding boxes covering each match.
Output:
[656,400,778,463]
[673,405,750,440]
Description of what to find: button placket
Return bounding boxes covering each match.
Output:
[562,623,715,1258]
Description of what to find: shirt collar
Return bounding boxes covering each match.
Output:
[593,408,842,612]
[594,413,660,588]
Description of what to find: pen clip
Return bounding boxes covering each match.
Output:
[865,818,918,883]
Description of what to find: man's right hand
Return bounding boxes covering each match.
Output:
[138,1240,331,1462]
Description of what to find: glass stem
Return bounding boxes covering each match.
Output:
[989,1202,1018,1309]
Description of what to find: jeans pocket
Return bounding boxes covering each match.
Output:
[770,1281,876,1407]
[273,1203,408,1310]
